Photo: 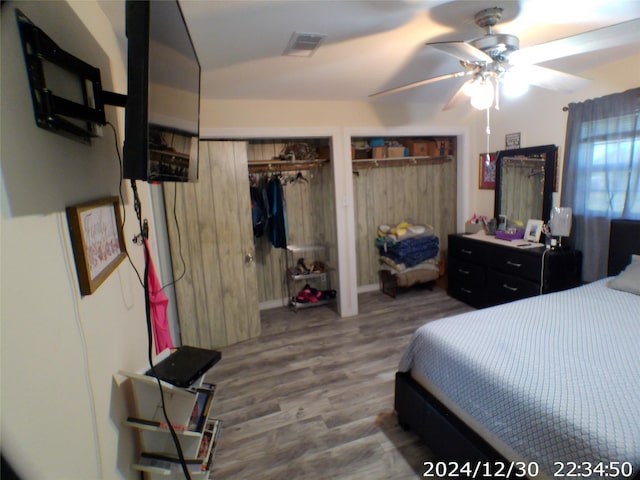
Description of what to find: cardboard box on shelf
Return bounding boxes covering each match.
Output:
[372,146,387,159]
[426,140,440,156]
[403,140,428,156]
[387,146,405,158]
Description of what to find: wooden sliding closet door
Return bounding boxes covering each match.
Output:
[163,141,261,348]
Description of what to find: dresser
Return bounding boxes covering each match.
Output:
[448,233,582,309]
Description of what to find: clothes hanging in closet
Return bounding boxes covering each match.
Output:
[250,183,269,238]
[267,175,288,248]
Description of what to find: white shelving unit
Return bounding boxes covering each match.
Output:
[121,351,222,479]
[286,244,335,309]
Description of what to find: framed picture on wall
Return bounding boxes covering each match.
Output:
[66,197,127,296]
[505,132,521,150]
[479,152,497,189]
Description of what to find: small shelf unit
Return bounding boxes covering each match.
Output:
[121,352,222,479]
[286,244,335,310]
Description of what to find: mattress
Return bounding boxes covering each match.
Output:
[399,279,640,479]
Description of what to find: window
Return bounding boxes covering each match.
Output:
[578,113,640,216]
[562,88,639,281]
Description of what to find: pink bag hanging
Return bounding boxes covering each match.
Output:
[144,239,173,353]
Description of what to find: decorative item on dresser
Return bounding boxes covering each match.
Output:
[448,233,582,308]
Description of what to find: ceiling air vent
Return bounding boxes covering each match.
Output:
[283,32,327,57]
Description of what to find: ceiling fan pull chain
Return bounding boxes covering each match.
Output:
[485,108,491,156]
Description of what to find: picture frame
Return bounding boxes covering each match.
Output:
[478,152,497,189]
[66,196,127,296]
[505,132,521,150]
[524,219,544,243]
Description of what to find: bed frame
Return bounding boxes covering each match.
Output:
[395,219,640,475]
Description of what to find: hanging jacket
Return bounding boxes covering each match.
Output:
[250,185,268,238]
[267,176,288,248]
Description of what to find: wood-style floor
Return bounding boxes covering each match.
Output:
[208,285,474,480]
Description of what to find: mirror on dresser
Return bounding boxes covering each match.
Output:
[494,144,558,226]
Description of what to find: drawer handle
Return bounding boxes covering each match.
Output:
[502,284,519,292]
[461,249,473,255]
[457,269,470,275]
[461,288,472,294]
[506,260,522,268]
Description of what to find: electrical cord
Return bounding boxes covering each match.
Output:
[58,214,104,479]
[106,122,185,293]
[540,248,549,295]
[131,180,192,480]
[105,122,191,479]
[160,183,186,290]
[105,122,144,289]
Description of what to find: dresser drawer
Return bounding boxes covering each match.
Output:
[449,285,489,309]
[488,270,539,304]
[449,258,486,286]
[490,250,541,282]
[449,235,487,264]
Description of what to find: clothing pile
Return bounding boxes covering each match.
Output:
[376,222,440,269]
[376,222,440,294]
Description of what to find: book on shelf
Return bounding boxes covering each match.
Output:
[126,416,190,432]
[188,383,216,432]
[138,452,204,474]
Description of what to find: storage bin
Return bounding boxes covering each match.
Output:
[372,146,387,158]
[403,140,428,156]
[387,146,405,157]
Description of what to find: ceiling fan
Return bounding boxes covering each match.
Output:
[370,7,640,110]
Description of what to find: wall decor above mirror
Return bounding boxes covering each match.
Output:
[494,144,558,227]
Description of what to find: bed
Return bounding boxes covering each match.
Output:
[395,219,640,480]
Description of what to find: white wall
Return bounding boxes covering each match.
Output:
[1,2,157,478]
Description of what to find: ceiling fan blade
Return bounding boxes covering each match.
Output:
[511,18,640,66]
[443,81,471,111]
[428,41,493,63]
[514,64,591,92]
[369,71,472,98]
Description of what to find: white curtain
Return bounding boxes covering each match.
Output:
[562,87,640,281]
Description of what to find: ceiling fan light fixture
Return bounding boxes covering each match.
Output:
[470,79,494,110]
[462,78,480,97]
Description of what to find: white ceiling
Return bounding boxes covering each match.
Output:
[100,0,640,107]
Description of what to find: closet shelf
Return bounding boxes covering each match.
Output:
[352,155,453,168]
[248,158,329,172]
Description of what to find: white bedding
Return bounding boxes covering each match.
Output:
[399,279,640,479]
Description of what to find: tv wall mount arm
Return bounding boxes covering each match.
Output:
[15,9,127,144]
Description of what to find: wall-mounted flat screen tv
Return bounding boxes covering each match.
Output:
[123,0,200,182]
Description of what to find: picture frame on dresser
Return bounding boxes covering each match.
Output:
[524,219,544,242]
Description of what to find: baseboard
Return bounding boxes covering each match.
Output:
[258,298,289,311]
[358,283,379,294]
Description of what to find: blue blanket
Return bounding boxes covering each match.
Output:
[378,235,439,268]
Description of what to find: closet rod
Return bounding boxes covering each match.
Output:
[248,159,329,173]
[351,155,452,168]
